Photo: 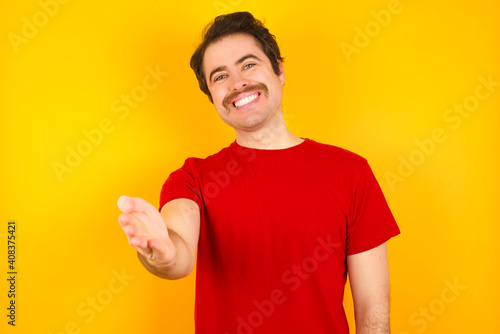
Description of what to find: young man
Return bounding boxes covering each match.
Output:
[118,11,400,334]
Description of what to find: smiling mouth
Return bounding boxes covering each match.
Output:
[232,92,261,108]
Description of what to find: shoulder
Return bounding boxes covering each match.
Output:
[180,143,233,171]
[305,138,368,167]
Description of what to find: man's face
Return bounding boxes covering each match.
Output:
[203,33,285,132]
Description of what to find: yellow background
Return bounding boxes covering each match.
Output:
[1,0,499,333]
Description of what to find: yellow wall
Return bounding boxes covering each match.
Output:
[1,0,498,333]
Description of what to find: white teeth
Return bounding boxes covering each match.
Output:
[234,93,259,107]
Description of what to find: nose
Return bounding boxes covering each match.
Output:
[229,71,250,91]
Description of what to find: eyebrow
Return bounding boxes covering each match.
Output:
[208,54,262,82]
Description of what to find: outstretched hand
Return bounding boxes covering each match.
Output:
[117,195,176,268]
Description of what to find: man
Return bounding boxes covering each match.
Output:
[117,11,400,334]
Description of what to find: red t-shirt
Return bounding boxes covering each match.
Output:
[159,138,400,334]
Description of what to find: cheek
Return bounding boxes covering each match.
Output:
[268,79,283,100]
[213,91,229,114]
[215,93,227,108]
[209,87,224,105]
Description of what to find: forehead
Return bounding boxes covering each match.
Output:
[203,33,266,73]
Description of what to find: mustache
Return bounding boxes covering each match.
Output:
[222,83,269,109]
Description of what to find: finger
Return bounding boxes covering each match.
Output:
[117,195,134,213]
[130,237,155,258]
[131,211,153,228]
[121,223,137,238]
[148,239,165,254]
[118,196,159,217]
[118,213,132,227]
[119,215,145,240]
[119,211,149,229]
[130,236,147,249]
[119,212,157,241]
[147,239,173,264]
[120,215,155,253]
[121,226,147,250]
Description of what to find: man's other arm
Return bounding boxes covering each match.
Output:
[117,196,200,280]
[347,242,391,334]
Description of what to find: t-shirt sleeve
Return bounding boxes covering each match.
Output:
[345,160,400,255]
[159,158,203,212]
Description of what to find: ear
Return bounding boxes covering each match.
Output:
[277,60,285,86]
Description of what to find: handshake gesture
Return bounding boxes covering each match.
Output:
[117,195,200,279]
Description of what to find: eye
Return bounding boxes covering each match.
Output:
[214,74,227,82]
[244,63,256,70]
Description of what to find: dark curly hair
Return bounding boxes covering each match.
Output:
[190,11,284,103]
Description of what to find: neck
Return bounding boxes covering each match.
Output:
[234,110,303,149]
